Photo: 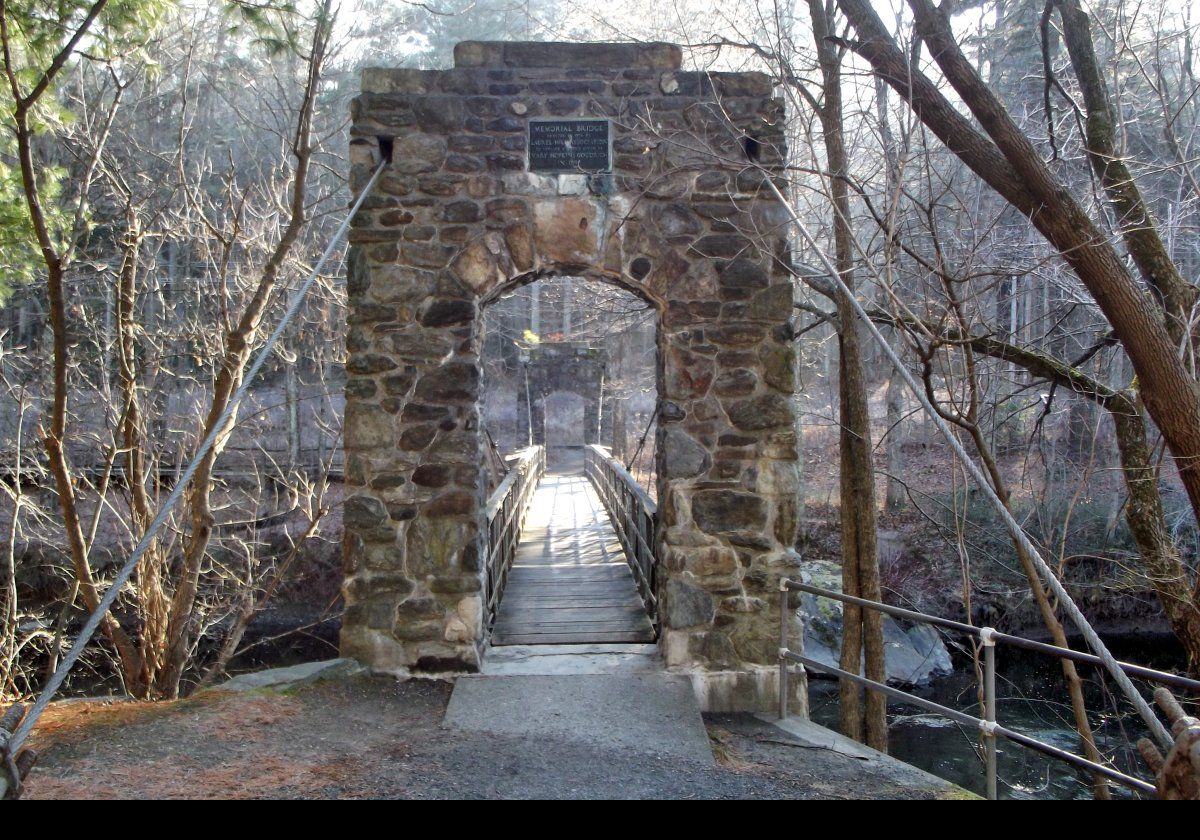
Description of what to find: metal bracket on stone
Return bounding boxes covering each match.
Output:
[587,173,614,195]
[377,136,395,163]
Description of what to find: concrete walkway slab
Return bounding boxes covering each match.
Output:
[215,658,364,692]
[482,643,663,676]
[758,713,977,797]
[444,674,713,765]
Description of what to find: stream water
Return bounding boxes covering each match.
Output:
[806,638,1184,799]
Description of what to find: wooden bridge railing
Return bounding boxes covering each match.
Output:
[584,444,658,627]
[483,445,546,629]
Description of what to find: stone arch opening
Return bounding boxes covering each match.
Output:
[341,40,802,710]
[479,270,663,645]
[479,270,659,479]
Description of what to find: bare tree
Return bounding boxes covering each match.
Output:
[836,0,1200,537]
[0,0,342,699]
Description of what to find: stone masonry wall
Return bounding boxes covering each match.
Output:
[342,40,801,709]
[518,343,605,445]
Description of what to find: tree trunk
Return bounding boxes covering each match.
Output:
[8,100,143,690]
[808,0,887,751]
[1055,0,1197,356]
[115,207,170,695]
[970,430,1112,800]
[885,369,906,511]
[286,359,300,470]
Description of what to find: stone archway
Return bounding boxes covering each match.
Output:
[341,40,800,710]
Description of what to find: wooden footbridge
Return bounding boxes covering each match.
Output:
[484,445,658,646]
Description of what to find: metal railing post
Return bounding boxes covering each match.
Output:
[779,579,790,721]
[778,578,810,721]
[794,595,810,721]
[982,626,998,801]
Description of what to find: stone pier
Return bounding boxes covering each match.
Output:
[341,40,801,710]
[517,342,606,446]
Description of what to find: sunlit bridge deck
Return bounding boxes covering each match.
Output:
[491,460,656,646]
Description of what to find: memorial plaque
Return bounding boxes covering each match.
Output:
[528,119,611,174]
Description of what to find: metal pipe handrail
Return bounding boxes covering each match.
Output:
[783,579,1200,693]
[780,650,1157,796]
[778,577,1182,799]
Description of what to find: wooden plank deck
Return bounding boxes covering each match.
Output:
[491,471,656,646]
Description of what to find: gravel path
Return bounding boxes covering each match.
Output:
[24,676,968,799]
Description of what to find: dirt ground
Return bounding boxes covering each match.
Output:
[21,675,965,800]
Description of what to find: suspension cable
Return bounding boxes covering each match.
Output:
[625,404,658,473]
[764,176,1174,749]
[1,158,388,769]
